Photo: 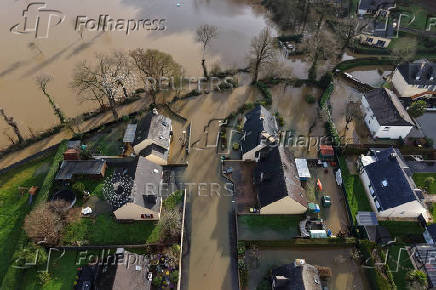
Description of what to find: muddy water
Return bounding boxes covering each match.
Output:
[347,65,393,87]
[247,247,370,290]
[0,0,272,149]
[167,82,258,289]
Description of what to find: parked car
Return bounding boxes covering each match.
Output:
[321,196,331,208]
[147,272,153,281]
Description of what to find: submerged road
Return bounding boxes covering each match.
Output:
[181,149,238,290]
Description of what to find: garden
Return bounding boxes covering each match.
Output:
[338,156,372,223]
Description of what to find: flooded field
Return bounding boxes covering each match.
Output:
[416,112,436,149]
[247,247,370,290]
[0,0,273,149]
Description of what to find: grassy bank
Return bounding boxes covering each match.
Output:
[413,173,436,194]
[0,155,54,285]
[63,213,160,245]
[338,156,372,223]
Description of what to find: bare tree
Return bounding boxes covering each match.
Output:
[336,17,365,53]
[301,31,338,79]
[129,48,182,104]
[23,201,69,246]
[0,107,24,144]
[36,75,66,124]
[249,27,275,83]
[196,24,218,79]
[72,52,133,120]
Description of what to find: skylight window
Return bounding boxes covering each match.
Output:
[381,179,388,187]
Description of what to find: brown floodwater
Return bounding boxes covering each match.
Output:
[247,247,371,290]
[0,0,274,149]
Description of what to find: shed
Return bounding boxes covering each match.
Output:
[319,145,335,161]
[310,230,328,239]
[295,158,311,180]
[63,148,80,161]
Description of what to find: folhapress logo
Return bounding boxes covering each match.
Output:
[10,2,65,39]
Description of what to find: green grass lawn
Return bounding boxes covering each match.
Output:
[338,156,372,223]
[0,155,53,285]
[62,213,160,245]
[387,243,415,290]
[398,4,429,30]
[21,249,103,290]
[413,173,436,194]
[237,215,303,240]
[379,220,425,243]
[85,124,126,156]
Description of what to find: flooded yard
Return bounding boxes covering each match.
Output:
[348,66,393,87]
[416,112,436,149]
[247,247,370,290]
[309,167,350,235]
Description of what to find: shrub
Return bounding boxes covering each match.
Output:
[23,201,69,246]
[38,272,52,285]
[407,100,427,118]
[158,209,182,243]
[318,72,333,89]
[407,270,427,288]
[170,270,179,283]
[308,65,317,81]
[72,182,86,199]
[305,94,316,104]
[122,115,130,122]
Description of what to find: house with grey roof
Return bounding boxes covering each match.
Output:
[356,19,395,48]
[392,60,436,99]
[113,157,163,221]
[241,105,279,162]
[254,147,307,214]
[358,0,396,15]
[271,260,322,290]
[123,109,172,165]
[359,148,429,221]
[360,88,414,139]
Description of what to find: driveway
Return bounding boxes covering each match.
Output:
[310,167,350,235]
[223,161,257,214]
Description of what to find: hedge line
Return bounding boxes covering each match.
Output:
[334,58,397,71]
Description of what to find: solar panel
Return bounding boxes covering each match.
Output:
[356,211,378,226]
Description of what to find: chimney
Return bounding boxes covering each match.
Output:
[152,108,159,115]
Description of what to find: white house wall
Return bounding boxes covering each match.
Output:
[361,94,412,139]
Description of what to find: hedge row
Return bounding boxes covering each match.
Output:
[334,58,397,71]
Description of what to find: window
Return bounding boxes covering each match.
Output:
[366,37,373,43]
